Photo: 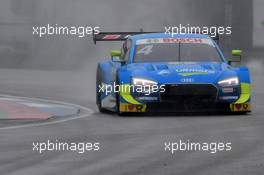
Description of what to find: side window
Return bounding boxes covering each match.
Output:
[121,40,131,62]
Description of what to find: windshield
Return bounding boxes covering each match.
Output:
[134,38,222,62]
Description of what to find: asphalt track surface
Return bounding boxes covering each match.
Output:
[0,68,263,175]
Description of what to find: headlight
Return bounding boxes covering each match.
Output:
[218,77,239,87]
[132,78,157,86]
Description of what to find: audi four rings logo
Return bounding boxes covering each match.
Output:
[181,78,194,83]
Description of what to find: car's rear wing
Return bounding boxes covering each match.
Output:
[93,32,156,44]
[93,31,219,44]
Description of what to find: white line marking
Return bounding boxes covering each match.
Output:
[0,94,94,130]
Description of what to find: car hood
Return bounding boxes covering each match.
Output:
[124,62,236,84]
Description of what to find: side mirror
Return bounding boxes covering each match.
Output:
[228,50,242,64]
[111,50,125,64]
[111,50,121,58]
[232,50,242,57]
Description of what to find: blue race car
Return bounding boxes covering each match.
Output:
[94,32,251,114]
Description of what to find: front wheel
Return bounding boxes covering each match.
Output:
[97,97,104,113]
[97,91,109,113]
[115,75,124,116]
[96,66,107,113]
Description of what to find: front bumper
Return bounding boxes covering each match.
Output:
[119,83,251,113]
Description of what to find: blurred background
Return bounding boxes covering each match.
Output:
[0,0,262,70]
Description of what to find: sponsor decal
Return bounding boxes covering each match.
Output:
[220,96,238,100]
[222,87,234,93]
[102,35,121,40]
[175,68,214,73]
[136,38,214,46]
[230,103,251,112]
[163,38,203,43]
[178,72,209,76]
[119,104,146,112]
[136,96,158,101]
[175,68,215,76]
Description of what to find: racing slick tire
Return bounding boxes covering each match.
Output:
[96,66,107,113]
[115,75,123,116]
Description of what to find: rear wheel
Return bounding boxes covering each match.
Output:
[97,100,104,112]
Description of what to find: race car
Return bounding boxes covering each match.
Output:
[94,32,251,114]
